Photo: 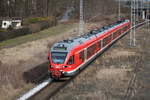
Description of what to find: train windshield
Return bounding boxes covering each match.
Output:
[51,52,68,64]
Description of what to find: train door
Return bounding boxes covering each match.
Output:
[84,48,87,61]
[67,56,74,65]
[73,51,82,68]
[97,40,102,51]
[112,32,114,40]
[66,55,75,69]
[79,50,85,63]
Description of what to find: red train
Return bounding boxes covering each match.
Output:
[48,19,130,79]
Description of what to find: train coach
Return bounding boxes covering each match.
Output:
[48,19,130,79]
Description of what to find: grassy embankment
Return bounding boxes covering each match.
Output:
[0,23,75,49]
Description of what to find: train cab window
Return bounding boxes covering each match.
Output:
[51,52,67,64]
[67,56,74,65]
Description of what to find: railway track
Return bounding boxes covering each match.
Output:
[123,21,150,100]
[17,20,150,100]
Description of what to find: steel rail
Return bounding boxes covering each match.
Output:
[16,20,150,100]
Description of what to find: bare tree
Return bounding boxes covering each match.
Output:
[0,0,118,18]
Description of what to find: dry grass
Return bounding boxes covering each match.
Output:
[105,49,137,59]
[0,62,28,100]
[0,23,78,100]
[0,23,75,49]
[96,68,131,80]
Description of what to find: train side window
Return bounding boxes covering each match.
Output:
[87,43,96,58]
[98,40,101,49]
[103,37,108,47]
[67,56,74,65]
[103,35,112,47]
[113,30,119,39]
[79,51,84,61]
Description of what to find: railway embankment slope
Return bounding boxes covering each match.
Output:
[0,16,118,100]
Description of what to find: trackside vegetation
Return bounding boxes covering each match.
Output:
[0,24,75,49]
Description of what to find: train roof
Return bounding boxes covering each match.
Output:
[51,19,130,52]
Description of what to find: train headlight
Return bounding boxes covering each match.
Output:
[63,66,67,68]
[49,65,53,68]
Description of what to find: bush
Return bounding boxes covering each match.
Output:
[23,16,56,25]
[0,29,7,32]
[7,25,13,31]
[28,17,41,23]
[28,17,57,33]
[0,27,31,41]
[0,16,57,42]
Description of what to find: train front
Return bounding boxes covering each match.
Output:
[48,42,73,80]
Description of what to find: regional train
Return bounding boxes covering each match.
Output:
[48,19,130,79]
